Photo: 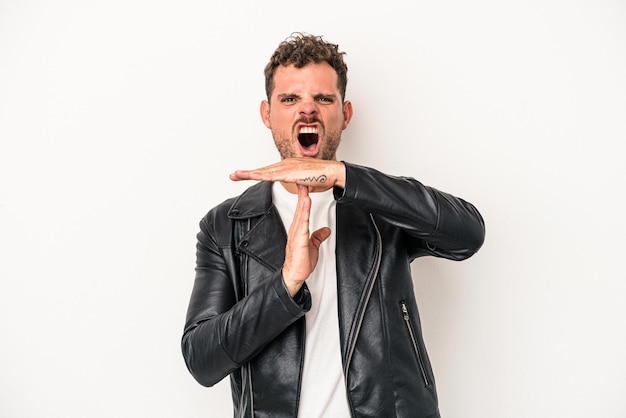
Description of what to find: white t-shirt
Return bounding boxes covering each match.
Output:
[272,183,351,418]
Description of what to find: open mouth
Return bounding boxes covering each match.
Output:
[297,126,319,150]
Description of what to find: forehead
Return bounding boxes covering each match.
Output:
[272,63,339,97]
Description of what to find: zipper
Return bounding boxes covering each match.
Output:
[238,218,254,416]
[344,214,382,382]
[401,301,430,386]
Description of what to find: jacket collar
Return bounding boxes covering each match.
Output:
[227,181,274,219]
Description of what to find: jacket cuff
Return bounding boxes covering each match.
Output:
[273,272,311,315]
[333,161,357,203]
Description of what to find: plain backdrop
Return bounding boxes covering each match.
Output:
[1,0,625,417]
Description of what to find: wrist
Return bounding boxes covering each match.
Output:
[284,281,303,298]
[282,269,303,297]
[333,161,346,188]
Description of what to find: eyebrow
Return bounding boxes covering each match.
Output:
[276,93,299,100]
[313,93,338,100]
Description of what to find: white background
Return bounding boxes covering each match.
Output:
[1,0,625,417]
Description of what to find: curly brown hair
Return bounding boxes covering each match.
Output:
[264,32,348,101]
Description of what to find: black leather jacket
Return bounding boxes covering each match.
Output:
[182,162,485,418]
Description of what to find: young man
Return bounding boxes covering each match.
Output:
[182,33,485,418]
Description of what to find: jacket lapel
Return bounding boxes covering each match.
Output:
[228,181,287,272]
[241,211,287,272]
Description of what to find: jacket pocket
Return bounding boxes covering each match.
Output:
[400,301,430,386]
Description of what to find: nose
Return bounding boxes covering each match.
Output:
[298,100,317,118]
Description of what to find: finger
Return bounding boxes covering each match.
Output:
[310,227,331,248]
[230,169,289,183]
[233,158,327,184]
[229,170,254,181]
[295,185,311,229]
[229,163,274,181]
[298,183,310,199]
[288,185,310,237]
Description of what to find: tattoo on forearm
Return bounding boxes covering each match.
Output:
[299,174,327,183]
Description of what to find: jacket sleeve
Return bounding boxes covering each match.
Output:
[334,162,485,261]
[181,206,310,387]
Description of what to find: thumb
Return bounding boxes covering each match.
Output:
[310,227,331,248]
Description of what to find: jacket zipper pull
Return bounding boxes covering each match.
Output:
[401,301,430,386]
[401,303,410,321]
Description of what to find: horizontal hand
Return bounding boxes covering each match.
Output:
[230,158,346,192]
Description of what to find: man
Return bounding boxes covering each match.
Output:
[182,33,485,418]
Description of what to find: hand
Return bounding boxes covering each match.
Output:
[282,185,331,297]
[230,158,346,192]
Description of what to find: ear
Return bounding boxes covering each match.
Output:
[260,100,271,129]
[342,100,354,130]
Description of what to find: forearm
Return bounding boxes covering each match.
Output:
[182,224,309,386]
[335,162,485,259]
[182,269,307,386]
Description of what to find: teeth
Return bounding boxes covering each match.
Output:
[298,126,319,149]
[300,126,318,134]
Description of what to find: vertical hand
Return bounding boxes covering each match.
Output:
[282,185,331,297]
